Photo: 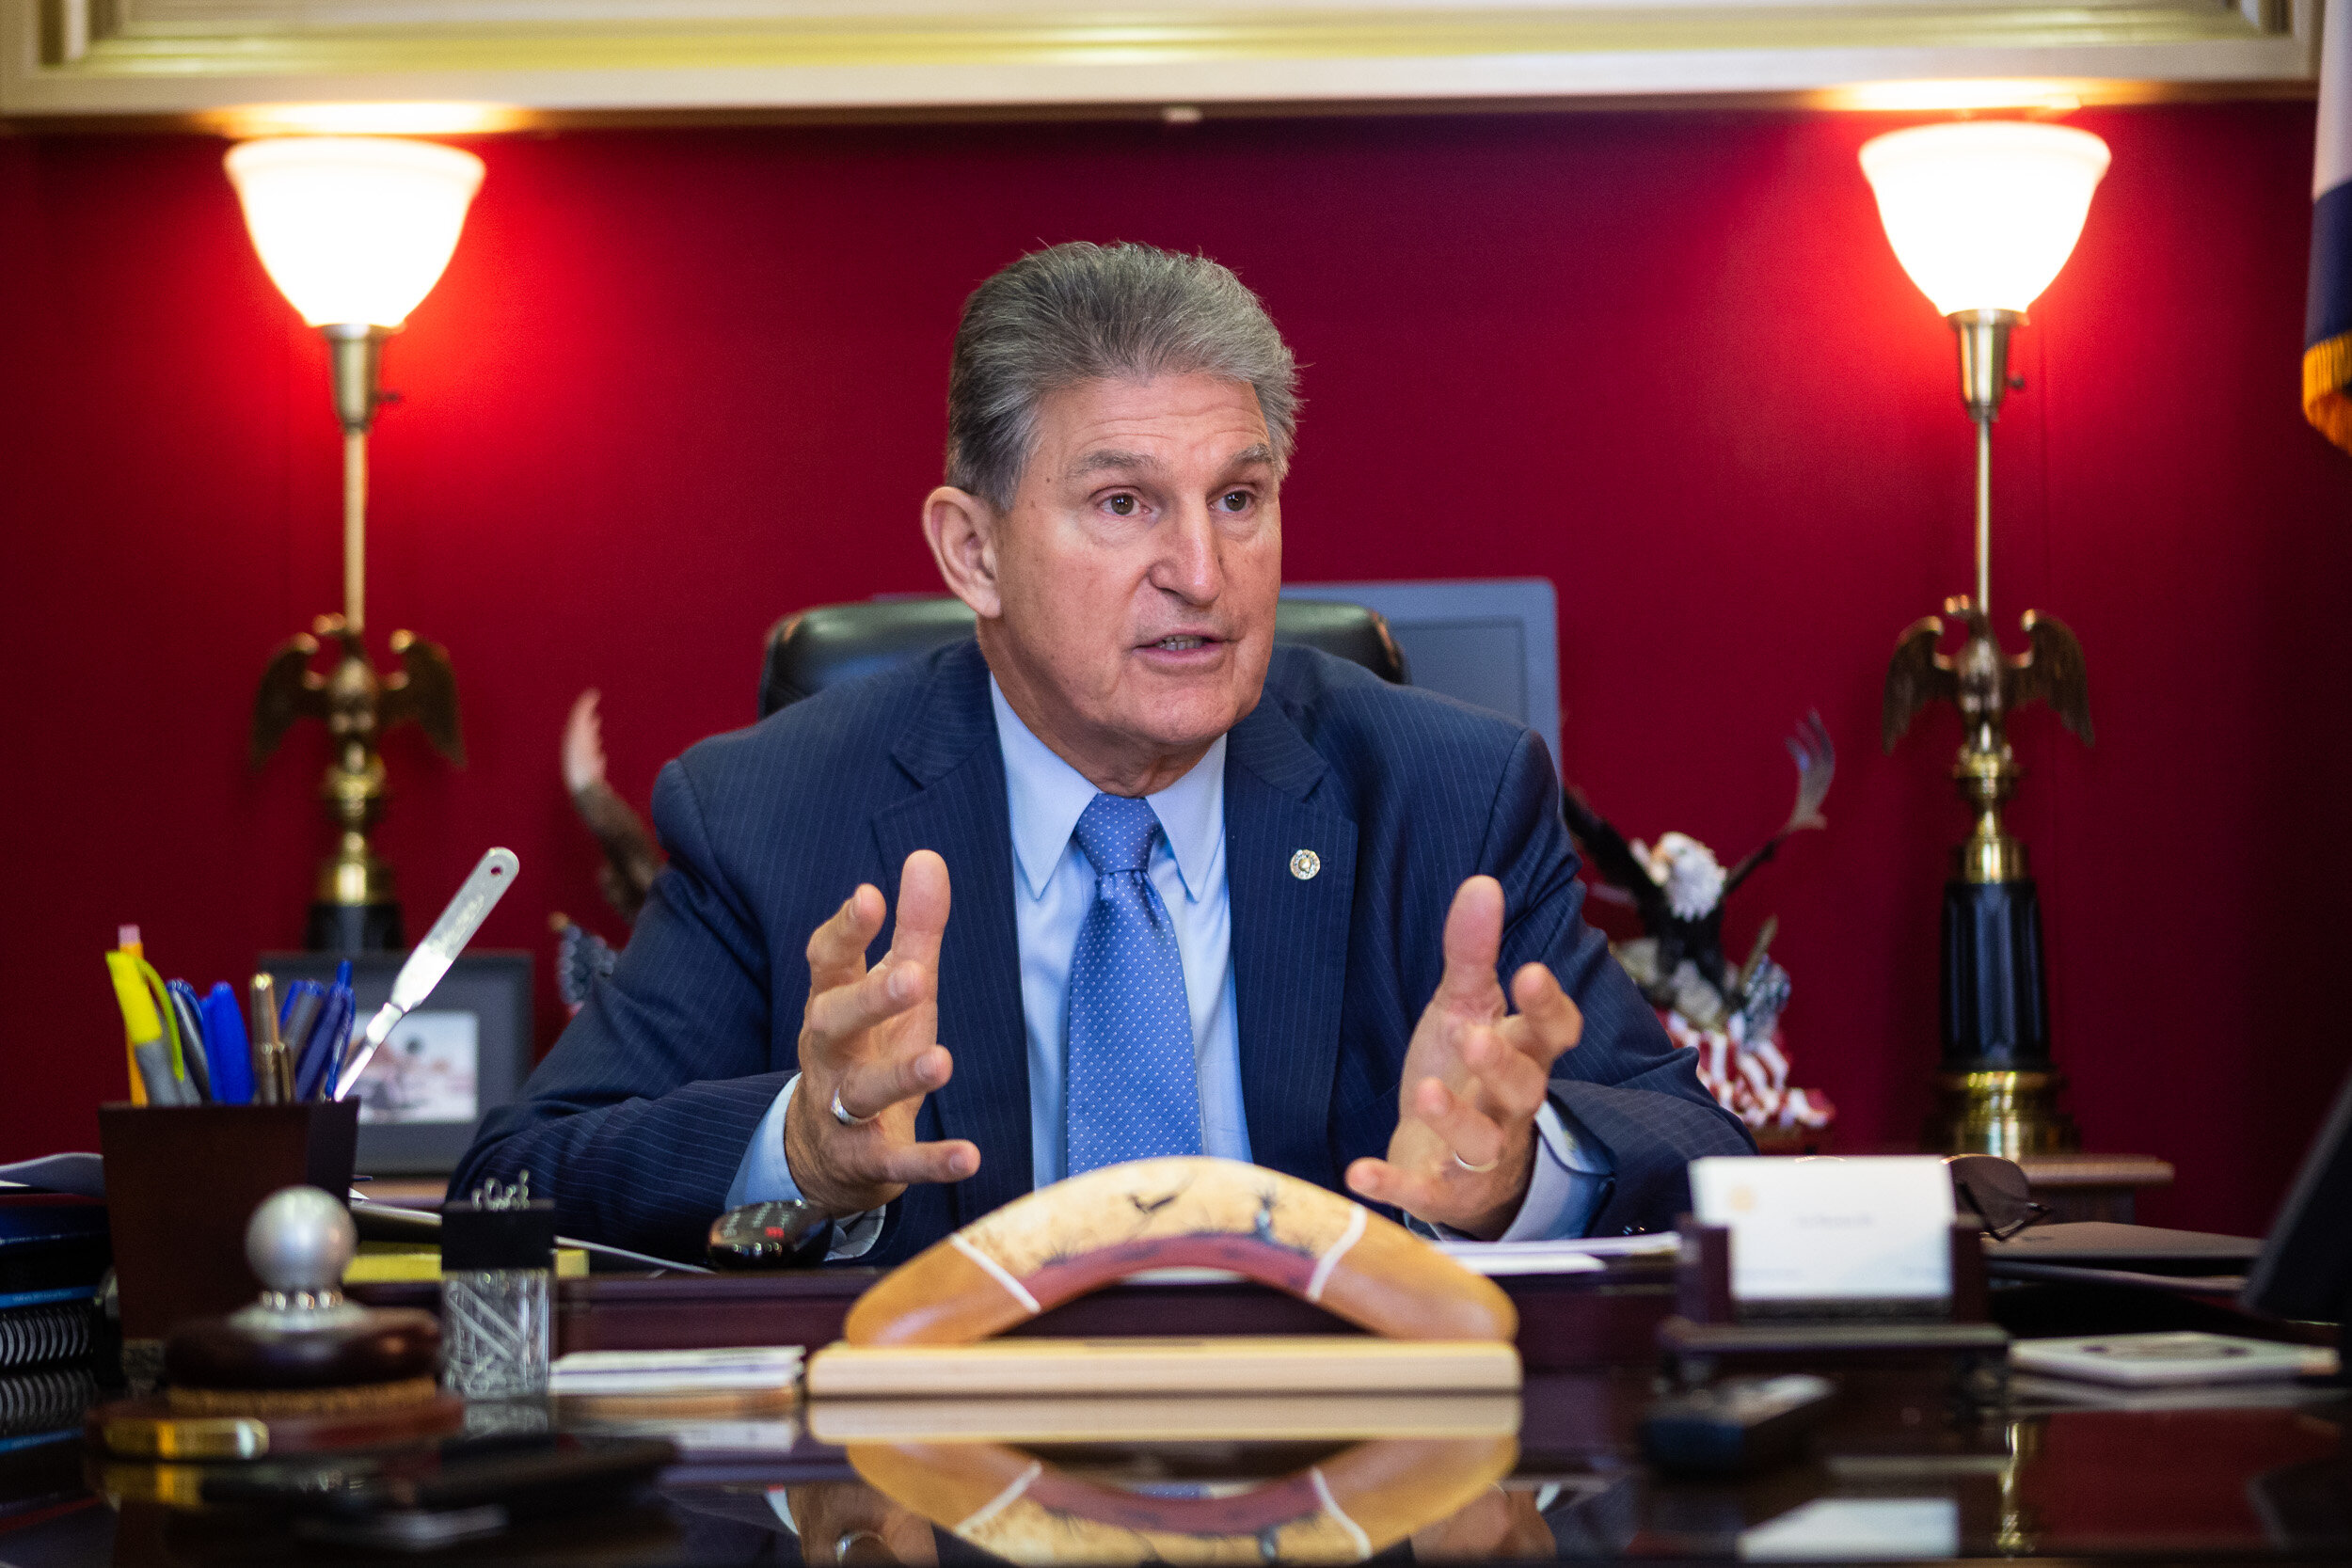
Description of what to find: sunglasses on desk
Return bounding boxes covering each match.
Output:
[1947,1154,2052,1241]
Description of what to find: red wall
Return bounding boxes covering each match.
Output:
[3,103,2345,1235]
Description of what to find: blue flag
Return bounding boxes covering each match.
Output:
[2308,0,2352,448]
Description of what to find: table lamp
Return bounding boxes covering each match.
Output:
[227,135,485,953]
[1859,120,2106,1156]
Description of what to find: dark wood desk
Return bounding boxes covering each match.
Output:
[2014,1153,2176,1224]
[6,1269,2343,1564]
[352,1253,1685,1371]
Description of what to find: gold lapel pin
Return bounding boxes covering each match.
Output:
[1289,849,1321,881]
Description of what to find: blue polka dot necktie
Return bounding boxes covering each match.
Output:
[1064,792,1202,1177]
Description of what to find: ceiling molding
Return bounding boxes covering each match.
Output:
[3,0,2316,123]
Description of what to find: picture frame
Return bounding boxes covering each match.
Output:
[257,950,533,1178]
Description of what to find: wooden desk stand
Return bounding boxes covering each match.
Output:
[805,1335,1521,1398]
[1656,1221,2009,1402]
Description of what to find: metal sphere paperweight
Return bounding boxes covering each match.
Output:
[158,1185,449,1425]
[239,1183,358,1319]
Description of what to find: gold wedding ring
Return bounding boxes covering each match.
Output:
[832,1087,880,1127]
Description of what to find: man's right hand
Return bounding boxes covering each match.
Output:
[782,849,979,1218]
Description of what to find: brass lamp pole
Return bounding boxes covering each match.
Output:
[1955,309,2007,622]
[226,137,485,952]
[1860,122,2108,1157]
[329,324,384,637]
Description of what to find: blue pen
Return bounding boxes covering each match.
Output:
[326,959,356,1096]
[298,984,356,1101]
[278,981,326,1101]
[324,983,358,1101]
[198,982,255,1103]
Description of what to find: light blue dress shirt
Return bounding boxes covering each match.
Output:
[728,676,1611,1248]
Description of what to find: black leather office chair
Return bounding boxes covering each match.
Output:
[759,595,1409,719]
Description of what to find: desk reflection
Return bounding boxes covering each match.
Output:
[645,1379,2348,1567]
[846,1433,1515,1562]
[47,1373,2352,1563]
[674,1469,1570,1567]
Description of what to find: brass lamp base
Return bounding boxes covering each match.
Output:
[1928,1069,2079,1158]
[308,901,404,954]
[310,831,402,953]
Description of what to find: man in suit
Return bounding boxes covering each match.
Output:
[454,242,1749,1264]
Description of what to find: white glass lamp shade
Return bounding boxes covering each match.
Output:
[1857,122,2110,316]
[224,137,485,328]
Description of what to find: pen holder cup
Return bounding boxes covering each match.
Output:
[96,1100,360,1342]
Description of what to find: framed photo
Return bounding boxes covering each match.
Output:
[259,951,533,1177]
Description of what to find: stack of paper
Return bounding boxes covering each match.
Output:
[1432,1234,1677,1275]
[2010,1333,2334,1388]
[550,1346,804,1397]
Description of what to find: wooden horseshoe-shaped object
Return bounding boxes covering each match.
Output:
[843,1156,1517,1346]
[849,1433,1518,1562]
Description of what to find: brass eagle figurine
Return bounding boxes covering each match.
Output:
[1883,599,2092,755]
[252,616,465,769]
[1563,712,1833,1029]
[1882,596,2090,885]
[251,614,464,940]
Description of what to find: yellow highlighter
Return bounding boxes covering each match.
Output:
[104,949,186,1106]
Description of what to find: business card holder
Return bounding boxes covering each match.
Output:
[1656,1219,2009,1402]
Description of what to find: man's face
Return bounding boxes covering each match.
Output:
[973,372,1281,789]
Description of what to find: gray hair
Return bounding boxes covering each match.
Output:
[944,242,1300,512]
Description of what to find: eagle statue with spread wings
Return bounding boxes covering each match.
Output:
[1563,713,1834,1016]
[1560,715,1838,1136]
[1883,598,2092,756]
[251,613,464,945]
[252,616,465,771]
[1881,595,2091,887]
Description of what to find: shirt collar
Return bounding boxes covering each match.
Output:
[990,677,1226,904]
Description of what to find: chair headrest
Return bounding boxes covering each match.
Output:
[759,595,1407,720]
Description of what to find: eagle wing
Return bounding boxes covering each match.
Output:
[1561,786,1668,927]
[1781,708,1835,833]
[1882,615,1956,752]
[249,633,326,768]
[1724,710,1836,895]
[2011,611,2094,746]
[381,630,467,765]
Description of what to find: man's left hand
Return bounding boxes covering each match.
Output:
[1344,875,1583,1239]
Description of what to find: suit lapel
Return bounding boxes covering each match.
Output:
[871,642,1031,1227]
[1224,698,1358,1187]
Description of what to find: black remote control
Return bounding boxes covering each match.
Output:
[707,1200,833,1269]
[1640,1373,1836,1476]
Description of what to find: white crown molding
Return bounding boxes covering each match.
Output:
[2,0,2316,123]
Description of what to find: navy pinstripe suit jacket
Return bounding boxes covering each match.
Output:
[453,640,1753,1263]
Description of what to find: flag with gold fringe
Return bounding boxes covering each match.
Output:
[2308,0,2352,449]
